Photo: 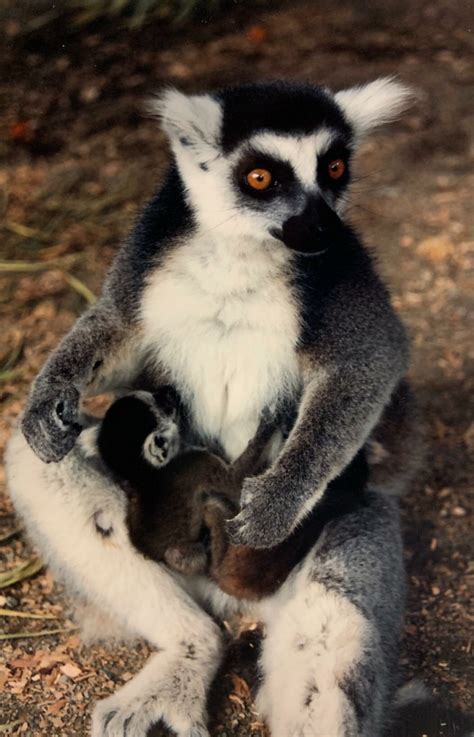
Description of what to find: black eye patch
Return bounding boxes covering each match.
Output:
[234,151,296,200]
[317,142,352,192]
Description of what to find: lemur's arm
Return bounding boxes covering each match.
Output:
[227,277,408,549]
[21,298,139,463]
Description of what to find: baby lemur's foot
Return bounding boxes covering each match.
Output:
[165,543,208,575]
[203,494,236,525]
[202,495,236,570]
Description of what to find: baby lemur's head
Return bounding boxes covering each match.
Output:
[97,388,181,482]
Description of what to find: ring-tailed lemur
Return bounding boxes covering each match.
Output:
[21,78,414,549]
[7,79,421,737]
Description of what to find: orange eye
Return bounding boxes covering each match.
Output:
[328,159,346,180]
[246,168,273,190]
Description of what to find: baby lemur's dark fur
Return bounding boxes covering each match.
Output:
[96,386,419,600]
[96,390,276,579]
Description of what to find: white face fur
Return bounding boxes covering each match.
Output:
[150,78,413,243]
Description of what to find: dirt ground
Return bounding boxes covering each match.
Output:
[0,0,473,734]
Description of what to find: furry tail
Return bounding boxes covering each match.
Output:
[391,680,474,737]
[394,679,430,707]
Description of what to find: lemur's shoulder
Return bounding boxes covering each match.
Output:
[103,167,195,315]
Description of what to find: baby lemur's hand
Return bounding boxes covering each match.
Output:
[142,430,174,467]
[22,383,82,463]
[141,385,182,468]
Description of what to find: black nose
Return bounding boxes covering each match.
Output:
[279,196,342,255]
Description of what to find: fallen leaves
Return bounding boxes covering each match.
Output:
[3,645,84,691]
[230,673,251,702]
[59,663,82,680]
[0,719,24,733]
[46,700,66,715]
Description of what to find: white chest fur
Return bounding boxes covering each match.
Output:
[140,233,301,459]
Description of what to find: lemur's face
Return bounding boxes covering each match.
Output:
[153,79,411,256]
[228,128,350,255]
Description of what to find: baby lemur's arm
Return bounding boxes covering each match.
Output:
[228,260,409,549]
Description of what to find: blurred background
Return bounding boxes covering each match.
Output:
[0,1,473,735]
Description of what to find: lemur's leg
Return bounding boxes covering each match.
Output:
[6,428,222,737]
[256,491,404,737]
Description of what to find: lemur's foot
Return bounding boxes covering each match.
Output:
[92,688,209,737]
[21,384,81,463]
[203,494,236,522]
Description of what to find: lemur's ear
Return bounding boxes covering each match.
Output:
[335,77,414,138]
[148,88,222,159]
[152,385,180,418]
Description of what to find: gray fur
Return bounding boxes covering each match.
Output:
[11,79,419,736]
[21,81,412,552]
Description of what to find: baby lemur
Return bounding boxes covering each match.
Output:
[96,388,275,580]
[95,389,374,600]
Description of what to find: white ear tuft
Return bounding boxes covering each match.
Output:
[147,88,222,157]
[335,77,414,137]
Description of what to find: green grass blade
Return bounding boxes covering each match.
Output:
[0,558,44,589]
[0,608,60,620]
[0,627,78,641]
[61,272,97,304]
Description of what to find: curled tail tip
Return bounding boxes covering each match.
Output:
[395,679,430,707]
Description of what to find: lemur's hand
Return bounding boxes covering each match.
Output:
[21,384,82,463]
[226,471,298,548]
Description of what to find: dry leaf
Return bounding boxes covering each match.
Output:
[230,673,251,700]
[228,693,245,708]
[60,662,82,679]
[65,634,81,649]
[46,699,66,715]
[0,667,11,691]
